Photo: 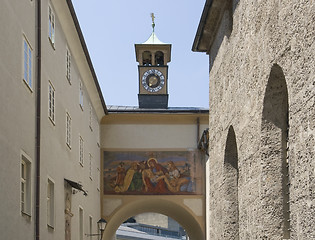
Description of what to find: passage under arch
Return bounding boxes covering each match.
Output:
[102,198,205,240]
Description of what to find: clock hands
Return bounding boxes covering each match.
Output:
[142,69,164,92]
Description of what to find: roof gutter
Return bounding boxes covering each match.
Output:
[66,0,108,115]
[107,109,209,114]
[192,0,213,52]
[35,0,41,240]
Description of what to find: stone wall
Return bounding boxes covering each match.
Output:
[206,0,315,239]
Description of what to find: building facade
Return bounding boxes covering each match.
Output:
[0,1,106,240]
[100,107,208,240]
[193,0,315,239]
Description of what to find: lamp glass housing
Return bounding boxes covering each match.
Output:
[97,218,106,232]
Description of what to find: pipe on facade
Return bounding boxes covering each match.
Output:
[35,0,41,240]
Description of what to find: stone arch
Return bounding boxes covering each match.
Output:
[142,51,152,65]
[260,64,289,239]
[102,199,204,240]
[223,126,239,239]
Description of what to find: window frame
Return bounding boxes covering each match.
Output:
[89,102,93,131]
[89,153,93,180]
[89,216,93,240]
[21,161,27,212]
[47,178,55,228]
[97,167,100,192]
[23,37,33,91]
[21,152,32,216]
[79,80,84,110]
[79,207,84,240]
[48,81,55,124]
[66,47,71,83]
[66,112,71,148]
[48,5,55,48]
[79,136,84,166]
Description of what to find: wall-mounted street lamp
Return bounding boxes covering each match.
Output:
[86,218,107,240]
[97,218,107,239]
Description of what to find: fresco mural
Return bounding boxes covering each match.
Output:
[103,151,204,195]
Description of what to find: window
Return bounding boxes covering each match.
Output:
[89,103,93,130]
[23,38,32,89]
[48,81,55,123]
[142,51,152,65]
[79,207,84,240]
[89,153,93,180]
[48,5,55,46]
[97,168,100,191]
[66,112,71,148]
[21,154,31,215]
[89,216,93,240]
[155,51,164,66]
[79,136,84,166]
[66,48,71,82]
[79,81,84,110]
[47,178,55,228]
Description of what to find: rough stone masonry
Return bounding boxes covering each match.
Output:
[194,0,315,239]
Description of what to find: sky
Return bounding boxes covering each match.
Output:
[72,0,209,108]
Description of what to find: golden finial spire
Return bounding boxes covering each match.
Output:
[151,13,155,32]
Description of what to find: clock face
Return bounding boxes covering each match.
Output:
[141,69,165,93]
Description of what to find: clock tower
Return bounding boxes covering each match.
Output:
[135,14,171,108]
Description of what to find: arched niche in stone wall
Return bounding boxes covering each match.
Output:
[260,64,290,239]
[223,126,239,239]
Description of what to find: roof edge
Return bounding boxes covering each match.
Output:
[192,0,213,52]
[106,106,209,114]
[66,0,108,115]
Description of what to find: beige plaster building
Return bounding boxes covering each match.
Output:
[0,1,106,240]
[0,1,209,240]
[193,0,315,239]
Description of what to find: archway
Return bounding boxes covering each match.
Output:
[118,212,187,238]
[103,198,204,240]
[260,64,289,239]
[155,51,164,66]
[142,51,152,65]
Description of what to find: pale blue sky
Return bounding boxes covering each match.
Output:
[72,1,209,108]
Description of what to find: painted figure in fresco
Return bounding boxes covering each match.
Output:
[103,151,199,195]
[180,163,193,192]
[114,162,138,193]
[142,158,169,193]
[157,161,190,193]
[128,162,143,191]
[114,162,126,187]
